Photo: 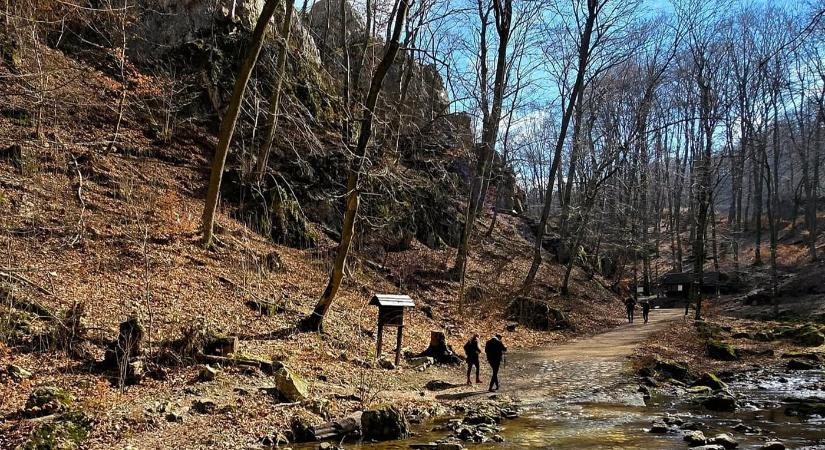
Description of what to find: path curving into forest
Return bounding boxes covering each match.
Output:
[500,308,684,405]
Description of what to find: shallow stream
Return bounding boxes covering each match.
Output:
[297,365,824,449]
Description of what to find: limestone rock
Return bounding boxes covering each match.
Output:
[794,328,825,347]
[786,359,817,370]
[19,411,91,450]
[648,421,669,434]
[506,297,570,331]
[6,364,32,382]
[266,366,309,402]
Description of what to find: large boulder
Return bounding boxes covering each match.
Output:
[506,297,570,331]
[361,405,410,441]
[652,359,690,381]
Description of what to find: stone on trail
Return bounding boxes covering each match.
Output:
[759,442,786,450]
[691,446,725,450]
[361,405,410,441]
[425,380,460,391]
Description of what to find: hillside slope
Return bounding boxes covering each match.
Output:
[0,19,624,450]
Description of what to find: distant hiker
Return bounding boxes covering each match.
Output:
[625,297,636,323]
[463,334,482,385]
[641,299,651,324]
[485,334,507,392]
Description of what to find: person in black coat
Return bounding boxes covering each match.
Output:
[484,334,507,391]
[463,334,482,385]
[625,296,636,323]
[641,299,651,324]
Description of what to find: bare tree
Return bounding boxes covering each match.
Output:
[301,0,411,331]
[201,0,282,247]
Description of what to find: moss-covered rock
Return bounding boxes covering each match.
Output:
[692,373,727,391]
[18,411,92,450]
[707,340,738,361]
[25,386,73,417]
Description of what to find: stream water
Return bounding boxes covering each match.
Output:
[293,363,823,450]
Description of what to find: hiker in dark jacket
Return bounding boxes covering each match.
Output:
[463,334,482,385]
[484,334,507,391]
[625,297,636,323]
[641,299,651,324]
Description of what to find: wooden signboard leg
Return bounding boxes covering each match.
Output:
[394,325,403,367]
[376,324,384,361]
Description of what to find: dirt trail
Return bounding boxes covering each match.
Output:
[497,308,684,406]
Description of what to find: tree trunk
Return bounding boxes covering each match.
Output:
[301,0,409,331]
[254,0,295,181]
[201,0,281,247]
[522,1,597,293]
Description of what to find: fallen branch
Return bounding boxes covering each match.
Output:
[0,270,53,295]
[1,284,56,321]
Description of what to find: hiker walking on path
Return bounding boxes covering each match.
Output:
[641,299,651,324]
[485,334,507,392]
[463,334,482,385]
[624,296,636,323]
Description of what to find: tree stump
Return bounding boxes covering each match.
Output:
[416,331,461,364]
